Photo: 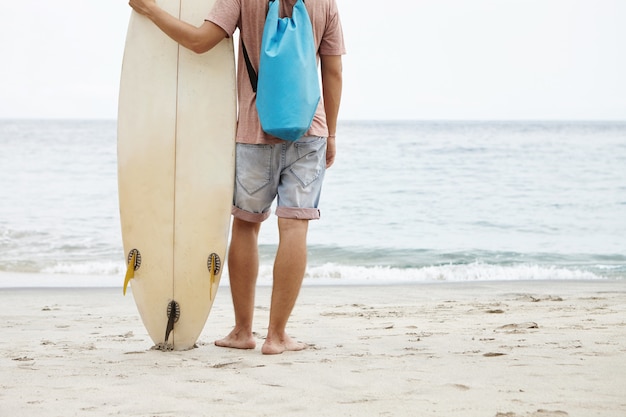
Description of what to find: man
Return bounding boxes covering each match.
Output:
[128,0,345,354]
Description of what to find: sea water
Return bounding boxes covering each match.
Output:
[1,119,625,286]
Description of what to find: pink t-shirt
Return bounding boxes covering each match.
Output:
[207,0,346,144]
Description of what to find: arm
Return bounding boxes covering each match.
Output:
[129,0,227,54]
[320,54,343,168]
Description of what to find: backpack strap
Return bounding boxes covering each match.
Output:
[241,39,258,93]
[241,0,275,94]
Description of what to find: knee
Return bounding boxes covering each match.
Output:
[233,217,261,236]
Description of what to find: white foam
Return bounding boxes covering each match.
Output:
[0,261,609,289]
[42,261,124,276]
[259,261,605,286]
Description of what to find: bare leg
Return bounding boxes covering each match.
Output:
[262,218,309,355]
[215,217,260,350]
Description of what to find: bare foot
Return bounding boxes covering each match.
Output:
[261,333,307,355]
[214,327,256,350]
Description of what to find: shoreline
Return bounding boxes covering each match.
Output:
[1,280,625,416]
[0,269,622,289]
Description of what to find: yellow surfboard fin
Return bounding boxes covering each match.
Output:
[123,251,137,296]
[209,254,216,299]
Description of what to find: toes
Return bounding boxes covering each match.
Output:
[261,338,307,354]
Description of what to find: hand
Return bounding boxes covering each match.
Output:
[129,0,157,16]
[325,136,336,168]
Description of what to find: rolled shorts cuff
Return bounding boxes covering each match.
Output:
[231,206,271,223]
[275,207,321,220]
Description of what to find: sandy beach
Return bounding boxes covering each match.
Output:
[1,278,625,417]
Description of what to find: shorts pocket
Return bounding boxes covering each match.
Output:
[236,144,273,195]
[290,137,325,188]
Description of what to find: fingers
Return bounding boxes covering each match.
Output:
[325,136,336,168]
[128,0,153,15]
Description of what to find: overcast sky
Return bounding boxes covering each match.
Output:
[1,0,624,120]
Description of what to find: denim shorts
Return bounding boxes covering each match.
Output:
[232,136,327,222]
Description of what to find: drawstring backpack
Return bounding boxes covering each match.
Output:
[241,0,320,141]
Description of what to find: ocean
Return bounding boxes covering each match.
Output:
[1,119,625,287]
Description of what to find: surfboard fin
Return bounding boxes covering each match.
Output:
[163,300,180,349]
[209,254,216,299]
[123,249,141,295]
[207,253,221,299]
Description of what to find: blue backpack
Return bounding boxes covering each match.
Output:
[242,0,320,141]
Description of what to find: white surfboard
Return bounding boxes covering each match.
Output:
[117,0,236,350]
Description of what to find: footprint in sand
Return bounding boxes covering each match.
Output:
[496,322,539,333]
[531,410,569,417]
[495,410,569,417]
[498,322,539,329]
